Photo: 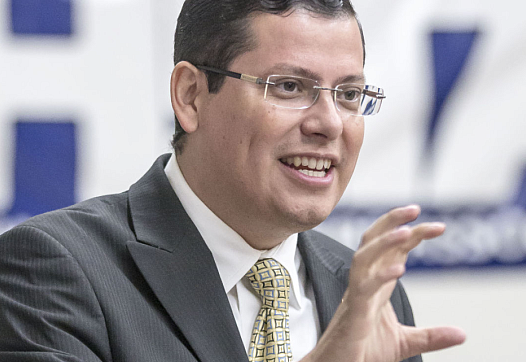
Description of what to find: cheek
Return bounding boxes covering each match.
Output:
[259,107,302,143]
[340,118,364,180]
[344,117,365,153]
[244,107,289,147]
[208,106,268,164]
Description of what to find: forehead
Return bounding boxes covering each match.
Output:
[233,11,364,82]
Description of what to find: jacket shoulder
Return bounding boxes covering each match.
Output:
[1,191,132,254]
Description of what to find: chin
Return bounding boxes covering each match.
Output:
[281,206,332,233]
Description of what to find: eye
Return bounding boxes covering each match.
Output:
[336,85,363,103]
[273,79,304,93]
[342,88,361,102]
[345,90,359,101]
[281,81,298,92]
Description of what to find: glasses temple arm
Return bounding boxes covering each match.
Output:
[363,88,386,99]
[195,65,265,85]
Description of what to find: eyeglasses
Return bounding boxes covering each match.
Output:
[196,65,385,116]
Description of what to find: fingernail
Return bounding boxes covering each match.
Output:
[406,204,420,211]
[429,222,446,229]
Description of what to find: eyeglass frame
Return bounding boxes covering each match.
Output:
[195,64,386,116]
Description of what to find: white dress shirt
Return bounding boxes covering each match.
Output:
[164,153,320,360]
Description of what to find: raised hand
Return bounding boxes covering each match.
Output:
[302,205,466,362]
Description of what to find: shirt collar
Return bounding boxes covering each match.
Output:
[164,153,303,308]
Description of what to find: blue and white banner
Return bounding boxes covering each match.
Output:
[1,0,525,268]
[317,0,526,268]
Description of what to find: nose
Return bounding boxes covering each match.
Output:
[300,89,343,141]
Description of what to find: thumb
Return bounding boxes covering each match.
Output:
[401,325,466,360]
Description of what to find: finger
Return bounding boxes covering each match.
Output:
[371,222,446,280]
[401,325,467,359]
[361,205,421,245]
[348,227,411,299]
[355,226,413,267]
[356,220,445,267]
[397,222,446,252]
[350,222,446,297]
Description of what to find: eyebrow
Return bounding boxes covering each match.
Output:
[337,73,366,84]
[265,63,366,85]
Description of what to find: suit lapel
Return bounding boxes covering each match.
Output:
[298,231,352,332]
[126,155,247,362]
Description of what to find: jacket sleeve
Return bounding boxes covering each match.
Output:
[391,281,423,362]
[0,225,112,362]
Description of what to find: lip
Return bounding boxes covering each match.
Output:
[279,159,335,186]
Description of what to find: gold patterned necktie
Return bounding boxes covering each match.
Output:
[245,258,293,362]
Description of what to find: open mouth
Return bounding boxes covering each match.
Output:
[280,156,332,178]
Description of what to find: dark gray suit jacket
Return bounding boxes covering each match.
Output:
[0,154,421,362]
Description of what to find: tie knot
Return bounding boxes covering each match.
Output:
[246,258,290,312]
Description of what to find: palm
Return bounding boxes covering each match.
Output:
[362,295,407,361]
[342,274,408,361]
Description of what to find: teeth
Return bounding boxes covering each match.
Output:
[281,156,333,173]
[316,159,324,170]
[299,169,326,178]
[294,157,301,167]
[307,158,316,169]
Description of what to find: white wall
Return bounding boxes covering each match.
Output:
[402,268,526,361]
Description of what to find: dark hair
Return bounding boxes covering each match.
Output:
[171,0,365,153]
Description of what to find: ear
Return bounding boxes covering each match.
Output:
[170,61,207,134]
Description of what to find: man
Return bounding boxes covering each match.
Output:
[0,1,465,361]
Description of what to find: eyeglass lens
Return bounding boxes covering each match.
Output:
[264,75,383,116]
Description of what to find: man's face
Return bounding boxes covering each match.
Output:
[179,11,365,248]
